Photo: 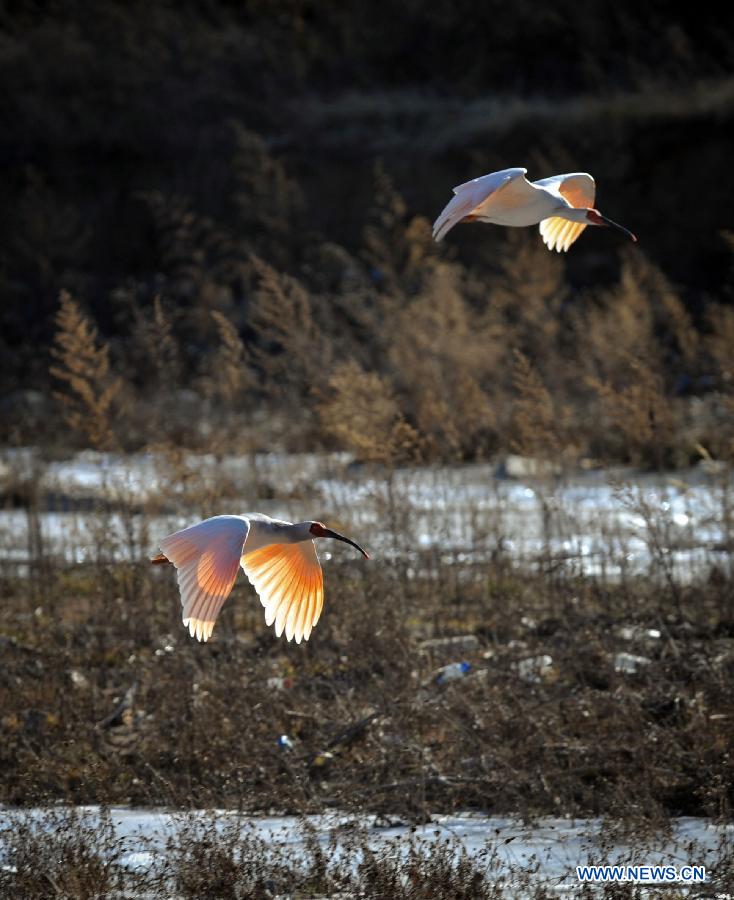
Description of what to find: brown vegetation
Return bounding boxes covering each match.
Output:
[1,486,732,824]
[49,291,122,452]
[28,233,734,472]
[3,804,731,898]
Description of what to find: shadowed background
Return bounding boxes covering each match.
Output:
[2,1,734,467]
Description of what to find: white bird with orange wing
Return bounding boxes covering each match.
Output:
[152,514,369,644]
[432,168,636,251]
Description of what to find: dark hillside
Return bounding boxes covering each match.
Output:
[2,2,733,463]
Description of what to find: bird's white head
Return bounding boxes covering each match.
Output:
[585,208,637,242]
[308,521,370,559]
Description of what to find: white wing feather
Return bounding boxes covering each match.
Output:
[159,515,249,642]
[533,172,595,207]
[432,167,529,241]
[451,167,529,195]
[537,173,596,252]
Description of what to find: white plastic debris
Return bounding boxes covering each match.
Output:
[618,626,662,641]
[70,669,89,689]
[515,655,554,683]
[419,635,480,655]
[614,652,651,674]
[435,662,471,684]
[267,676,294,691]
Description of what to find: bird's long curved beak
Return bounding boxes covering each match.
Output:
[600,214,637,243]
[323,528,370,559]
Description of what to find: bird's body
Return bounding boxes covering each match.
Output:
[432,168,636,251]
[152,513,368,644]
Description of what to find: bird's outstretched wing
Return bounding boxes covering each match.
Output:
[536,173,595,252]
[158,515,250,642]
[241,541,324,644]
[432,167,530,242]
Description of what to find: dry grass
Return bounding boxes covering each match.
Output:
[1,789,732,898]
[1,487,732,823]
[0,808,127,899]
[510,350,566,461]
[49,291,122,451]
[28,186,734,470]
[202,309,253,409]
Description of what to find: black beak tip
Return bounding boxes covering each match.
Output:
[326,528,370,559]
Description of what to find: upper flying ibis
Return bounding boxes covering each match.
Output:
[152,514,369,643]
[432,168,636,251]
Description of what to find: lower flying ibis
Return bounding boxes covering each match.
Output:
[152,514,369,643]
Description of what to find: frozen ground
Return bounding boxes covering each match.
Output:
[0,807,729,895]
[0,448,730,582]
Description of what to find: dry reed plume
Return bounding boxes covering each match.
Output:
[30,218,734,473]
[49,291,122,451]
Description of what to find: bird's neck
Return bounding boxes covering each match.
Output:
[556,206,590,223]
[277,521,313,544]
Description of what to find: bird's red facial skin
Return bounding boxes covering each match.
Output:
[586,209,605,226]
[309,522,328,537]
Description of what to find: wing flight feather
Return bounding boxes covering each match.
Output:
[241,541,324,644]
[537,172,595,252]
[159,515,250,643]
[433,167,529,241]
